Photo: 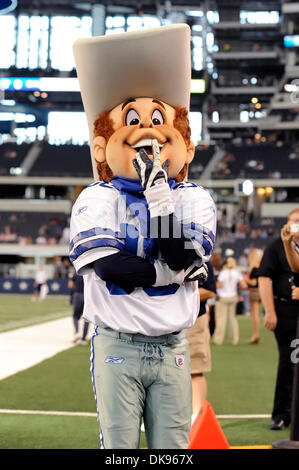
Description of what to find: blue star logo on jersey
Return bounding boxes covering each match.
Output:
[104,356,125,364]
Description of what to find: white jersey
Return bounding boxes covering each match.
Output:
[69,179,217,336]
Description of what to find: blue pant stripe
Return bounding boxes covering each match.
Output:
[90,325,105,449]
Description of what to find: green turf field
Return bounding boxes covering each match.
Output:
[0,294,71,333]
[0,301,292,449]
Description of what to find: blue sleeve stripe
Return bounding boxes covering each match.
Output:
[70,227,123,252]
[70,238,124,262]
[190,223,216,244]
[183,226,214,244]
[202,236,213,255]
[188,237,213,256]
[182,224,214,256]
[173,182,198,189]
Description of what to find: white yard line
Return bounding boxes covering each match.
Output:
[0,316,92,381]
[216,414,271,419]
[0,409,271,419]
[0,316,273,422]
[0,409,97,417]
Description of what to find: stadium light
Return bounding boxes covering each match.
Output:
[186,10,204,17]
[0,77,206,95]
[257,187,266,196]
[0,99,15,106]
[242,179,254,196]
[234,179,255,196]
[191,79,206,94]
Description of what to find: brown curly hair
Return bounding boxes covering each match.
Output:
[93,106,191,182]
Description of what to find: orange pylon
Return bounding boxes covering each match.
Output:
[188,400,230,449]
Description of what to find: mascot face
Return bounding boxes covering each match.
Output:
[93,97,195,179]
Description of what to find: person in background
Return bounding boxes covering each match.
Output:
[68,272,89,345]
[60,224,70,245]
[245,249,263,344]
[258,208,299,430]
[213,257,247,345]
[208,251,223,336]
[187,261,216,423]
[224,248,234,259]
[32,265,48,302]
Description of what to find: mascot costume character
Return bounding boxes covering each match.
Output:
[70,24,217,449]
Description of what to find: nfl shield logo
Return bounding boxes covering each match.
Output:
[175,355,185,367]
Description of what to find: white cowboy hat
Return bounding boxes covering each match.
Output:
[72,24,191,179]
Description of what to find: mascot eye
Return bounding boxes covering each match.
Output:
[152,109,164,125]
[125,109,140,126]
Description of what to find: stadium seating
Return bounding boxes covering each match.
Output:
[217,216,284,259]
[0,211,69,244]
[28,143,93,177]
[188,146,215,179]
[212,143,299,179]
[0,142,33,175]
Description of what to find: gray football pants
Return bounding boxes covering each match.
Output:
[91,326,192,449]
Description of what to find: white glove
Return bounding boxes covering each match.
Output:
[184,263,208,284]
[132,139,174,218]
[132,139,169,190]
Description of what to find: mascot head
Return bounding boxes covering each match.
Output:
[73,24,194,182]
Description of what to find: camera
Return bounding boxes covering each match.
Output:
[289,224,299,233]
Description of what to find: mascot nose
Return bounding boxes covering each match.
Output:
[139,117,153,128]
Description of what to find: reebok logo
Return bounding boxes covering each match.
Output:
[75,205,87,216]
[104,356,125,364]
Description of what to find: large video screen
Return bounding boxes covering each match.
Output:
[284,35,299,47]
